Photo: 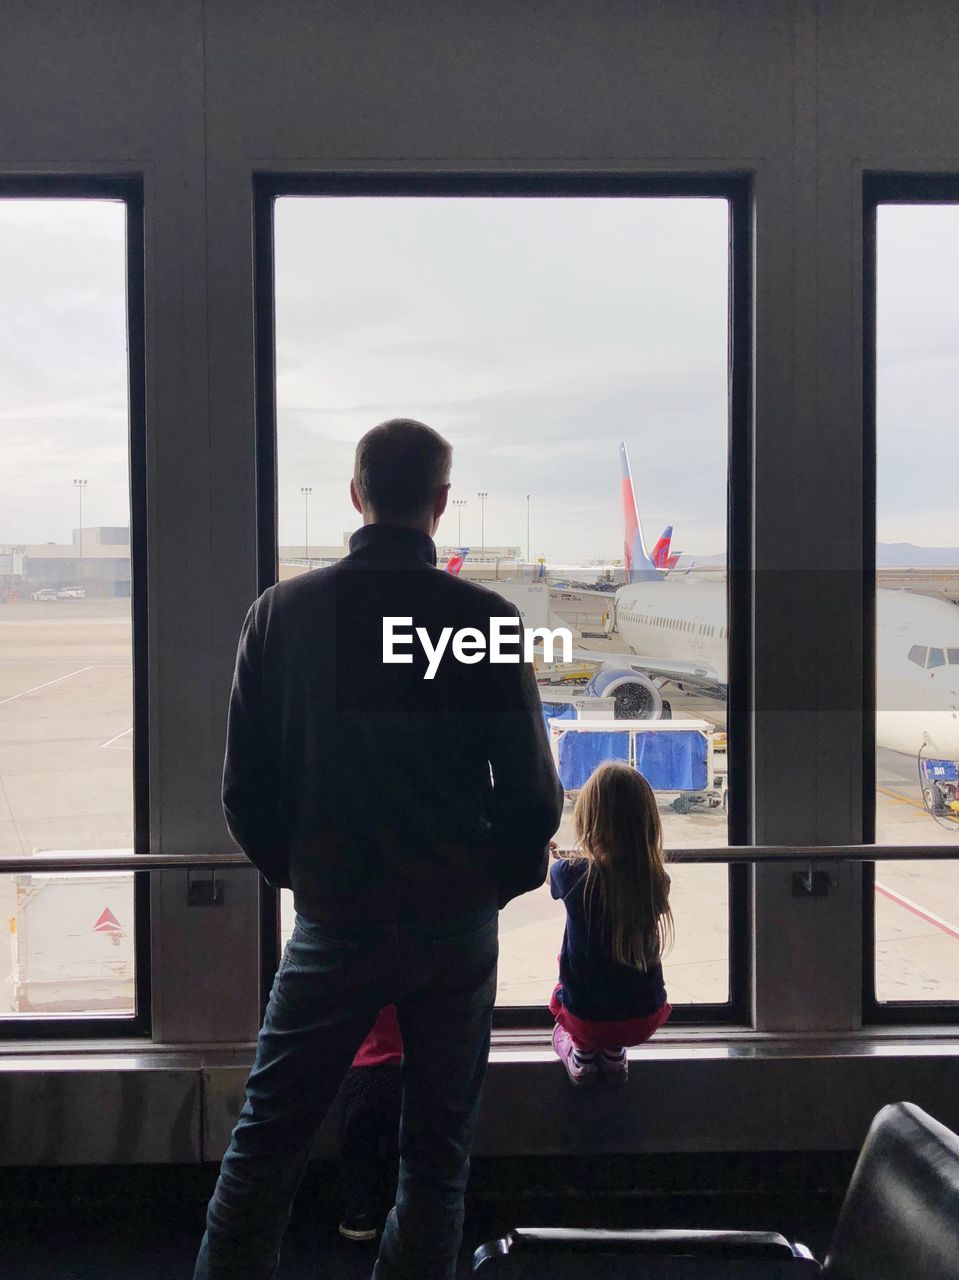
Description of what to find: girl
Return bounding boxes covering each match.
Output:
[549,761,674,1086]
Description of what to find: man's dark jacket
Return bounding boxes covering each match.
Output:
[222,523,564,924]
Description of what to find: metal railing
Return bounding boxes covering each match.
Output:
[0,852,251,875]
[0,844,956,876]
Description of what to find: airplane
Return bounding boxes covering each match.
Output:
[876,595,959,761]
[545,443,959,763]
[446,548,616,587]
[445,548,468,575]
[532,525,678,581]
[651,525,681,571]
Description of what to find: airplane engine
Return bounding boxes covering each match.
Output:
[586,666,663,720]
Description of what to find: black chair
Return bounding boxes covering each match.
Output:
[822,1101,959,1279]
[473,1227,820,1276]
[473,1102,959,1279]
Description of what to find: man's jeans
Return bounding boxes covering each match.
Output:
[194,904,498,1280]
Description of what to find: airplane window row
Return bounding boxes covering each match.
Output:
[619,608,728,643]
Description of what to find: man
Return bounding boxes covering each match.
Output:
[195,419,563,1280]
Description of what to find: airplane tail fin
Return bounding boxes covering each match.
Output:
[652,525,682,570]
[445,548,468,575]
[619,442,662,583]
[651,525,674,570]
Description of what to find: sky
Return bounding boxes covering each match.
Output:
[0,196,955,557]
[0,200,129,546]
[274,197,728,560]
[877,205,959,546]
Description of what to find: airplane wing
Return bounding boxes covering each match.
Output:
[537,643,724,692]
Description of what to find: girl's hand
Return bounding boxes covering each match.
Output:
[549,839,560,859]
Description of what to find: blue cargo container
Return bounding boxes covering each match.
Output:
[548,718,716,798]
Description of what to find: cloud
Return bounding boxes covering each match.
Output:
[275,196,729,556]
[0,201,129,542]
[1,196,954,558]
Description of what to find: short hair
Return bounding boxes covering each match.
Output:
[353,418,452,523]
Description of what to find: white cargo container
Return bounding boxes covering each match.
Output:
[547,716,724,809]
[538,690,617,719]
[8,872,135,1014]
[489,581,549,629]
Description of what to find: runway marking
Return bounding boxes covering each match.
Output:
[876,881,959,943]
[877,784,959,827]
[0,665,95,707]
[100,726,133,750]
[877,785,927,812]
[0,660,129,665]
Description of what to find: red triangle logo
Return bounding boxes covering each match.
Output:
[93,906,122,932]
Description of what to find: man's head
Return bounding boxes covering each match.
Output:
[351,418,452,534]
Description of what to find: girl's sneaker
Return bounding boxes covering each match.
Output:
[338,1213,378,1242]
[552,1024,599,1086]
[599,1046,628,1086]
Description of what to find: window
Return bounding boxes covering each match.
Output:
[0,187,145,1030]
[949,649,959,665]
[264,177,747,1022]
[868,188,959,1012]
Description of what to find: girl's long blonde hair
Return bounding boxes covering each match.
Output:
[571,761,674,970]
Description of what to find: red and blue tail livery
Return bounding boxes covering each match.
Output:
[651,525,681,570]
[445,548,468,576]
[651,525,674,570]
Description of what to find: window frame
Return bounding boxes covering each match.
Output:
[0,175,150,1041]
[253,171,753,1027]
[862,172,959,1026]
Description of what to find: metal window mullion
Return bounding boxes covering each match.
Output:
[147,153,262,1045]
[751,122,867,1033]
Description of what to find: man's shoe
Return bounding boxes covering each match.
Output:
[599,1046,628,1086]
[552,1024,599,1087]
[338,1214,378,1242]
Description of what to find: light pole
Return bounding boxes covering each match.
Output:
[526,494,531,564]
[300,486,312,564]
[73,479,87,580]
[452,499,468,544]
[477,492,488,552]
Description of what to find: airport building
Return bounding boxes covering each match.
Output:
[0,527,132,599]
[279,538,523,580]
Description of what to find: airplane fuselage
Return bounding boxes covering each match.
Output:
[876,590,959,758]
[613,580,959,759]
[615,580,728,682]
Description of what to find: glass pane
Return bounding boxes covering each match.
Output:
[274,195,730,1006]
[874,204,959,1001]
[0,199,134,1018]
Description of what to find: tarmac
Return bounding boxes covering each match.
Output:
[0,597,956,1017]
